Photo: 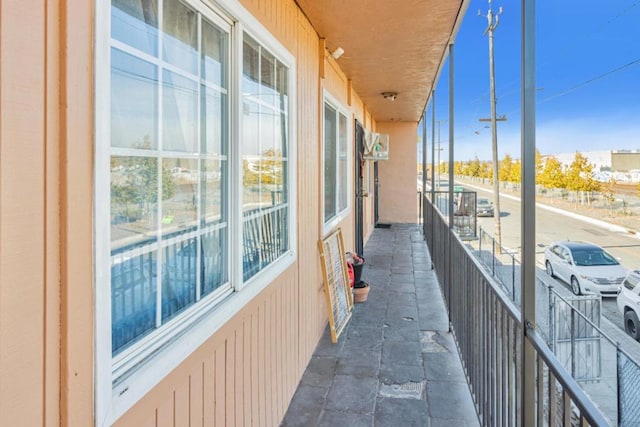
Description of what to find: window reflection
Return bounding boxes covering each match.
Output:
[163,0,197,74]
[324,104,337,221]
[241,33,289,281]
[201,159,225,224]
[202,20,227,87]
[112,0,158,56]
[111,49,158,149]
[110,1,232,356]
[163,70,197,152]
[161,158,198,236]
[202,87,227,155]
[111,155,159,247]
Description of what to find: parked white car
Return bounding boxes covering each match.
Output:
[544,241,627,297]
[617,270,640,340]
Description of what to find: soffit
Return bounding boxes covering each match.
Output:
[295,0,466,122]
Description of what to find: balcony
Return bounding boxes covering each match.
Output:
[282,223,479,426]
[284,204,611,425]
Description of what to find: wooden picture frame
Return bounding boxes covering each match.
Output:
[318,228,353,343]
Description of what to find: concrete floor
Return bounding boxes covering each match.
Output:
[281,224,480,427]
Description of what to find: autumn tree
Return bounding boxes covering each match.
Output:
[565,152,601,193]
[479,161,492,180]
[499,154,513,183]
[453,161,465,175]
[466,156,482,177]
[601,178,617,215]
[538,156,565,189]
[509,158,521,183]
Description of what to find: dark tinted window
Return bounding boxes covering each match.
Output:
[571,248,619,266]
[623,273,639,291]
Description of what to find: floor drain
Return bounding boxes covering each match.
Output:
[379,381,425,399]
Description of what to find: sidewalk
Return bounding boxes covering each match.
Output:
[281,224,479,427]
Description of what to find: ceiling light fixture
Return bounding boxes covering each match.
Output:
[331,47,344,59]
[381,91,398,101]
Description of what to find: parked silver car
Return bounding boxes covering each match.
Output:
[476,197,494,217]
[616,270,640,340]
[544,241,627,297]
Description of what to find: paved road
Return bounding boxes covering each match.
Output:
[459,180,640,346]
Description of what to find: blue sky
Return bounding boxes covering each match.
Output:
[423,0,640,162]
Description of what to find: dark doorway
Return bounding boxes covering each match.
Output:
[355,120,365,255]
[374,162,379,225]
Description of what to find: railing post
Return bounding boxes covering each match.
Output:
[511,255,515,300]
[617,342,622,424]
[548,284,554,351]
[492,237,496,275]
[520,0,537,424]
[571,306,576,378]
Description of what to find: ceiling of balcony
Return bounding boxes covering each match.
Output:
[295,0,467,123]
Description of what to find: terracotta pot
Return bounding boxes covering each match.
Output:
[353,282,370,303]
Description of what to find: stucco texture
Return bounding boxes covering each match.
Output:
[376,122,419,224]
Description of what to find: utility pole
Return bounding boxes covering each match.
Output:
[479,0,504,250]
[435,120,446,189]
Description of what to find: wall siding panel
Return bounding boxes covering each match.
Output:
[203,356,215,426]
[0,1,49,426]
[190,363,204,427]
[175,378,191,426]
[234,328,244,427]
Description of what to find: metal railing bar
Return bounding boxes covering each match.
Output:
[511,317,516,426]
[537,353,544,427]
[527,326,609,426]
[563,389,571,426]
[550,371,558,427]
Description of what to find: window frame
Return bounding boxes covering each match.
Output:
[95,0,297,423]
[322,91,352,234]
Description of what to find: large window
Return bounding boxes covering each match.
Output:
[323,97,350,227]
[241,34,289,281]
[110,0,232,359]
[99,0,294,416]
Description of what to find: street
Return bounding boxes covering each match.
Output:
[461,180,640,352]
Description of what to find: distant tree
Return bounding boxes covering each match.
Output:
[453,161,464,175]
[535,149,543,184]
[499,154,513,182]
[565,151,601,193]
[111,135,176,222]
[466,156,482,177]
[509,158,521,183]
[244,149,284,186]
[538,156,565,189]
[602,179,617,215]
[479,161,492,180]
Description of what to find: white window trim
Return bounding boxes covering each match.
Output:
[95,0,297,424]
[322,90,352,235]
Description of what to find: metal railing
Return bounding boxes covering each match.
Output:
[473,223,640,424]
[423,195,609,425]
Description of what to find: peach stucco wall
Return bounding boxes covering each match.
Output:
[0,0,377,425]
[376,122,420,224]
[1,0,94,426]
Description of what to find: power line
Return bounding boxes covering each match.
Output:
[594,0,640,33]
[539,58,640,104]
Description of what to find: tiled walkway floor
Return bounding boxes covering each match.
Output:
[282,224,480,426]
